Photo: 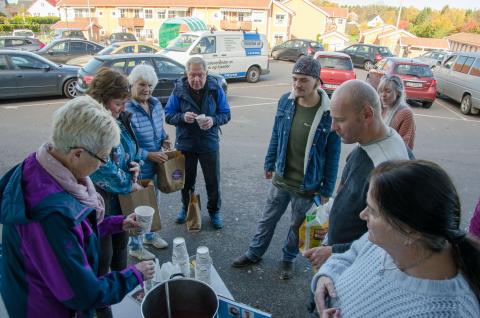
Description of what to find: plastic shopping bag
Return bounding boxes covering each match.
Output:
[299,202,329,253]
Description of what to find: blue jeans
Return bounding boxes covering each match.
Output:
[246,184,314,263]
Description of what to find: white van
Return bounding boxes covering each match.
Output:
[161,31,270,83]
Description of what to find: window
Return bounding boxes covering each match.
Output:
[460,57,475,74]
[469,59,480,77]
[157,10,166,19]
[344,45,357,53]
[238,12,245,22]
[154,58,184,74]
[135,28,142,39]
[139,45,155,53]
[11,55,48,70]
[357,45,370,54]
[87,44,101,53]
[453,56,467,72]
[317,56,352,70]
[74,8,91,18]
[284,40,294,48]
[7,39,25,47]
[337,18,343,24]
[194,36,216,54]
[51,42,68,53]
[395,64,433,77]
[69,42,87,53]
[145,9,153,19]
[168,10,175,19]
[275,14,285,25]
[0,55,9,70]
[144,30,153,40]
[109,60,126,73]
[0,39,4,48]
[120,9,127,18]
[134,9,141,18]
[443,55,456,69]
[119,45,135,53]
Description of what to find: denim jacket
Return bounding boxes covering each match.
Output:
[264,90,341,197]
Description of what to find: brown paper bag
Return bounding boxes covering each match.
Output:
[156,150,185,194]
[186,191,201,232]
[118,180,161,232]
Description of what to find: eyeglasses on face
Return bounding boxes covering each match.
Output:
[70,147,109,165]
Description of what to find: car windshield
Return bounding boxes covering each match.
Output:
[97,44,119,55]
[83,58,104,73]
[310,42,322,48]
[317,56,352,70]
[166,34,199,52]
[14,31,33,37]
[395,64,433,77]
[378,47,392,55]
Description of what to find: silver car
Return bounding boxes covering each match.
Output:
[433,52,480,115]
[0,36,45,52]
[416,50,451,69]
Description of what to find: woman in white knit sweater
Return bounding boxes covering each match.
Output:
[312,160,480,318]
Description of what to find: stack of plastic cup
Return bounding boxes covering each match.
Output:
[195,246,212,284]
[134,206,154,235]
[172,237,190,278]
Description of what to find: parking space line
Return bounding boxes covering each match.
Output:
[231,102,276,109]
[1,101,66,109]
[414,113,480,123]
[228,95,278,101]
[229,83,290,89]
[434,99,468,121]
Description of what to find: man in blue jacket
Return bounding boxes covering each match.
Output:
[232,56,341,279]
[165,56,231,229]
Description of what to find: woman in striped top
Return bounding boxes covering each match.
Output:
[377,75,416,149]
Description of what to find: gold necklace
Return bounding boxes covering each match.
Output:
[381,251,433,273]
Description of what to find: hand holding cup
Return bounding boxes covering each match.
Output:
[122,213,142,235]
[135,260,156,281]
[134,205,155,235]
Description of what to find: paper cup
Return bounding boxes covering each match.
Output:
[135,205,155,234]
[195,114,206,124]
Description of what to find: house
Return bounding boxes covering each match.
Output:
[28,0,59,17]
[399,37,449,57]
[359,24,396,44]
[319,30,349,51]
[447,32,480,53]
[347,11,358,25]
[367,15,384,28]
[376,28,416,54]
[56,0,349,48]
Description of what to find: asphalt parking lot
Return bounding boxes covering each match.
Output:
[1,60,480,317]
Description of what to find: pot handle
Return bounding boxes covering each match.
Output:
[169,273,185,280]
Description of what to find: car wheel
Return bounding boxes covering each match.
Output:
[363,60,375,71]
[422,101,433,109]
[246,66,261,83]
[63,78,78,98]
[460,94,472,115]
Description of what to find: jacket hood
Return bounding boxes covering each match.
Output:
[173,75,219,98]
[0,164,28,225]
[0,156,93,226]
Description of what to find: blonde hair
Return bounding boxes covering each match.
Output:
[128,64,158,87]
[52,96,120,154]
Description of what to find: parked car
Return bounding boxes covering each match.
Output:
[433,52,480,115]
[0,50,79,99]
[271,39,324,62]
[52,28,86,40]
[416,50,452,69]
[0,36,45,51]
[107,32,137,45]
[76,53,227,103]
[373,57,436,108]
[36,39,104,64]
[314,51,356,96]
[339,44,394,70]
[67,41,160,66]
[12,29,35,38]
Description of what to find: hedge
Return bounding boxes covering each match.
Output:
[0,24,41,32]
[8,16,60,25]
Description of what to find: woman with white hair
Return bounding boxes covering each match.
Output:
[377,74,416,149]
[126,64,171,260]
[0,97,155,318]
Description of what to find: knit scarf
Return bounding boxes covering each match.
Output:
[36,142,105,223]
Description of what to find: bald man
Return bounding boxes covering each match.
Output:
[304,80,413,269]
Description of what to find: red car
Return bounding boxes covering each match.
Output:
[373,57,436,108]
[314,52,356,95]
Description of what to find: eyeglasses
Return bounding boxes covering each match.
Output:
[71,147,109,165]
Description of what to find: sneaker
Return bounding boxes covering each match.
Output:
[176,209,187,224]
[279,261,294,280]
[209,212,223,229]
[231,255,260,268]
[129,247,155,260]
[144,235,168,249]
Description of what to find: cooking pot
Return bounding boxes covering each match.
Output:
[141,273,219,318]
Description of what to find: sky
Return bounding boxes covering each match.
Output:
[333,0,480,10]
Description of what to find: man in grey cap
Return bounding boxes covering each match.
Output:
[232,56,341,279]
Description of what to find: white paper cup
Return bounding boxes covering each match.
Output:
[195,114,206,124]
[135,206,154,234]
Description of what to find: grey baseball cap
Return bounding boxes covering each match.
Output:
[292,56,321,79]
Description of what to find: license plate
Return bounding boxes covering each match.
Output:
[405,82,423,88]
[324,84,339,89]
